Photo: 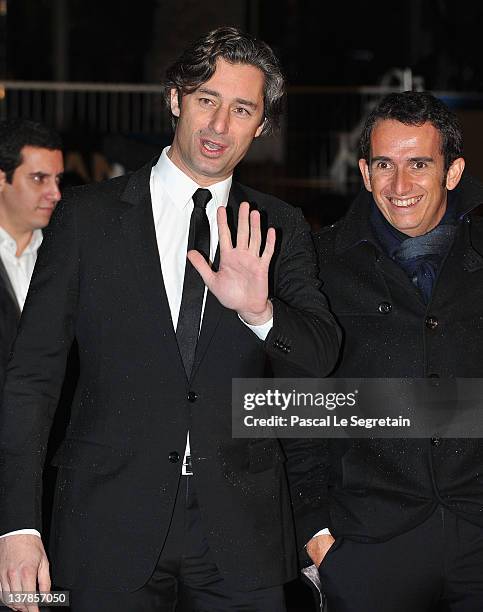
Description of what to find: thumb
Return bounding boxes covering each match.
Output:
[187,250,214,287]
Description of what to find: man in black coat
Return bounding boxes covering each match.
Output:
[0,27,339,612]
[306,92,483,611]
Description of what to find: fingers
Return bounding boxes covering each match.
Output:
[235,202,250,250]
[37,557,50,593]
[19,564,38,612]
[261,227,276,264]
[187,250,215,288]
[216,201,276,267]
[8,571,24,612]
[0,536,47,612]
[216,206,233,252]
[248,209,261,255]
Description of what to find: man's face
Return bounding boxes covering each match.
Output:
[359,119,465,236]
[168,58,265,186]
[0,145,64,234]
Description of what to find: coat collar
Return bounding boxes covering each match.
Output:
[334,174,483,255]
[119,157,156,207]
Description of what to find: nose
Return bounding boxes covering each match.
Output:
[392,167,412,195]
[209,105,230,135]
[46,178,61,203]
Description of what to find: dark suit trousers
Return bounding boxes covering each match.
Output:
[67,477,286,612]
[318,506,483,612]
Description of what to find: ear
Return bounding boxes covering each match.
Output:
[254,119,265,139]
[446,157,465,191]
[0,170,6,194]
[358,159,372,192]
[170,88,181,118]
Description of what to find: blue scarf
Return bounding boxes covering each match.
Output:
[370,202,457,304]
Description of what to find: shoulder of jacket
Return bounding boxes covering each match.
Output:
[313,220,341,249]
[234,182,299,217]
[62,174,130,207]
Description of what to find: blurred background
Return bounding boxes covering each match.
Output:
[3,0,483,228]
[2,3,483,609]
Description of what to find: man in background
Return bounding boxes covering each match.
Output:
[0,119,63,392]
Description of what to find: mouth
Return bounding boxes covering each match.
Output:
[200,138,227,156]
[387,195,423,208]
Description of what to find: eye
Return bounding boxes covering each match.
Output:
[199,97,215,107]
[234,107,251,117]
[375,161,391,170]
[413,161,427,169]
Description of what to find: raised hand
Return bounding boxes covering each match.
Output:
[187,201,275,325]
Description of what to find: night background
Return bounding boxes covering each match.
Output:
[4,0,483,228]
[2,2,483,610]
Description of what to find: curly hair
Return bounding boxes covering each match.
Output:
[163,26,285,136]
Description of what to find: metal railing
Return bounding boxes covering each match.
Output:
[0,80,169,135]
[2,77,483,209]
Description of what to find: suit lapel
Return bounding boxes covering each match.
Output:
[191,185,242,379]
[0,256,21,319]
[118,160,184,369]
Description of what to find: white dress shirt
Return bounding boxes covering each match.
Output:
[0,227,43,539]
[151,147,272,472]
[0,227,43,310]
[1,146,273,538]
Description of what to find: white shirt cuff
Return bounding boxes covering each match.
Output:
[0,529,42,539]
[238,316,273,340]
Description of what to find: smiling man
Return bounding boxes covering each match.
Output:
[303,92,483,611]
[0,27,339,612]
[0,119,63,393]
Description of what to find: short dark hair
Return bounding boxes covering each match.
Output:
[163,26,285,136]
[0,119,62,183]
[359,91,463,173]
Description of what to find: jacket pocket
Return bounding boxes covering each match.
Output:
[341,447,374,490]
[50,438,134,474]
[248,439,284,474]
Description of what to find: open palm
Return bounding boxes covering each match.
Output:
[187,201,275,325]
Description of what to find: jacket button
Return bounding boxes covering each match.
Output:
[425,316,439,330]
[378,301,392,314]
[430,437,441,447]
[168,451,180,463]
[187,391,198,402]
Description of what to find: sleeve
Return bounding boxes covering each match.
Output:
[0,197,80,534]
[263,208,339,561]
[264,207,341,377]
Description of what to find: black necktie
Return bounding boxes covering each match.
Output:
[176,188,212,378]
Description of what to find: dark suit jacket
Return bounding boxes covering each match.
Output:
[305,175,483,546]
[0,258,20,394]
[0,160,340,592]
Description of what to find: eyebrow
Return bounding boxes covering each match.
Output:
[28,171,64,178]
[371,156,435,164]
[197,87,259,110]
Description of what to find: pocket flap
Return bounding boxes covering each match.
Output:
[51,438,133,474]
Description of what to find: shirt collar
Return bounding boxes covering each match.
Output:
[0,226,42,256]
[152,146,232,213]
